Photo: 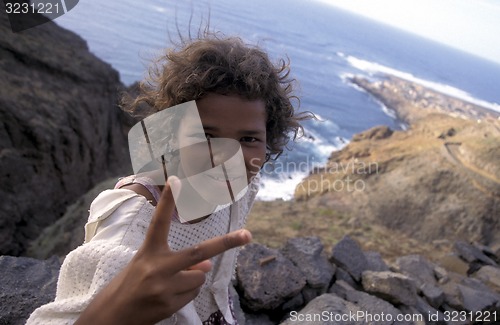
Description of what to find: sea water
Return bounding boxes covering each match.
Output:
[54,0,500,200]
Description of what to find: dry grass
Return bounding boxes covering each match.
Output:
[246,198,453,264]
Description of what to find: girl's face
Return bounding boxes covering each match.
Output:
[177,93,267,192]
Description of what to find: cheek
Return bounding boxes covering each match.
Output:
[244,147,266,175]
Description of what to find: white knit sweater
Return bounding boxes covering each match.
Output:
[26,177,259,325]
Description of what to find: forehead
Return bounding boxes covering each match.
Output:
[191,94,267,129]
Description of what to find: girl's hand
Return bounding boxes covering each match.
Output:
[75,177,252,325]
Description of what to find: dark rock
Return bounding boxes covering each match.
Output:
[0,11,132,256]
[473,243,500,264]
[0,255,60,325]
[230,285,246,325]
[341,288,405,325]
[329,280,355,297]
[364,251,390,272]
[432,264,450,284]
[330,235,369,282]
[281,293,304,313]
[362,271,418,306]
[454,241,497,267]
[457,284,500,312]
[237,243,306,311]
[473,265,500,293]
[395,255,437,287]
[281,237,335,293]
[333,267,359,289]
[25,178,118,259]
[245,313,274,325]
[280,294,367,325]
[420,283,445,309]
[412,296,446,325]
[440,280,464,310]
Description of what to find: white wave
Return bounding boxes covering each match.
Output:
[256,171,309,201]
[345,55,500,113]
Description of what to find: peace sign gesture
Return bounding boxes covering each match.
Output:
[75,177,252,325]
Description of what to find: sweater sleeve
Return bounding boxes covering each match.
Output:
[26,190,153,325]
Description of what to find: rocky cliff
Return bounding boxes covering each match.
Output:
[0,10,133,256]
[295,75,500,248]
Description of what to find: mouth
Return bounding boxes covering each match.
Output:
[205,173,244,182]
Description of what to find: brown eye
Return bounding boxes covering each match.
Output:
[241,137,257,143]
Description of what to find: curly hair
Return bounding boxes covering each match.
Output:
[123,32,313,157]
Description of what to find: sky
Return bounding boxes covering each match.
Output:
[317,0,500,65]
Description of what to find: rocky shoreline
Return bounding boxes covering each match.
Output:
[294,75,500,249]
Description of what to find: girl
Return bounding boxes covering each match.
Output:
[27,31,311,324]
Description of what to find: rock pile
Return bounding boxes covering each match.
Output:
[1,236,499,324]
[234,236,500,325]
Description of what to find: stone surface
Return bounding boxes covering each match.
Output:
[395,255,437,287]
[473,265,500,293]
[457,284,500,312]
[364,251,390,272]
[281,236,335,291]
[362,271,418,306]
[330,235,369,282]
[236,243,306,311]
[340,288,405,325]
[454,241,497,266]
[230,285,246,325]
[420,283,445,309]
[25,178,118,259]
[0,11,132,256]
[0,255,60,325]
[333,267,359,290]
[280,294,367,325]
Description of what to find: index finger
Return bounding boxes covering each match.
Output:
[170,229,252,271]
[143,176,180,250]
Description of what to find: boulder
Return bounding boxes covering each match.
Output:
[236,243,306,311]
[454,241,497,266]
[457,284,500,313]
[420,283,445,309]
[473,265,500,293]
[330,235,369,282]
[0,255,60,325]
[395,255,437,287]
[338,287,406,325]
[362,271,418,306]
[364,251,390,272]
[280,294,367,325]
[281,236,335,292]
[0,9,132,256]
[333,267,359,290]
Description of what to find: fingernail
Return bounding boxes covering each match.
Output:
[168,175,180,187]
[241,229,252,242]
[167,176,181,200]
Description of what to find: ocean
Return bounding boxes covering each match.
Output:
[54,0,500,200]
